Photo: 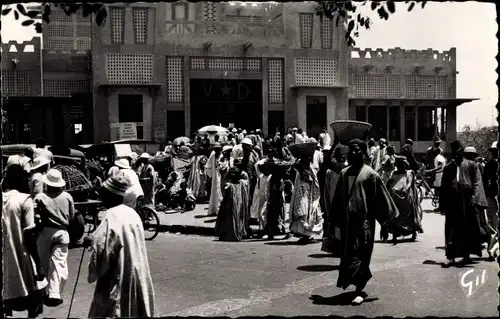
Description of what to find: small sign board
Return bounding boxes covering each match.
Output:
[118,122,138,140]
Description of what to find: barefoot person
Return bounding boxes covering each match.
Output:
[87,175,155,317]
[332,139,400,305]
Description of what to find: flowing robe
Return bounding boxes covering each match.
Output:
[250,159,272,229]
[380,154,396,184]
[483,158,499,251]
[88,204,155,318]
[289,164,324,237]
[218,156,235,188]
[322,164,347,254]
[386,170,423,235]
[333,165,400,290]
[138,164,157,206]
[263,175,287,236]
[206,152,223,216]
[187,155,208,199]
[440,159,488,259]
[215,179,250,241]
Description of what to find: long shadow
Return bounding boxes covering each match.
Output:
[204,218,217,224]
[297,265,340,272]
[422,260,474,268]
[308,253,335,259]
[194,214,210,219]
[435,246,446,250]
[310,292,379,306]
[265,240,321,246]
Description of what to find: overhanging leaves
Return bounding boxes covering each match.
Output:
[1,8,12,16]
[21,20,35,26]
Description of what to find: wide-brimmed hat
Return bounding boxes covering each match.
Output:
[102,175,130,197]
[222,145,233,152]
[140,152,150,159]
[129,152,139,159]
[42,169,66,188]
[115,158,131,169]
[31,156,51,171]
[464,146,478,156]
[242,138,253,146]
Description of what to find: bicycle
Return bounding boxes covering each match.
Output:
[136,196,160,241]
[415,168,439,208]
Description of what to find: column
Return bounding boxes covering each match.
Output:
[262,58,269,136]
[414,104,418,140]
[385,103,390,140]
[183,56,191,136]
[433,105,438,137]
[365,103,369,122]
[399,102,405,142]
[446,106,457,141]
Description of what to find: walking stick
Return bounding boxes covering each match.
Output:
[67,246,86,319]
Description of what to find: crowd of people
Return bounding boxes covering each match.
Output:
[3,124,499,315]
[3,138,155,318]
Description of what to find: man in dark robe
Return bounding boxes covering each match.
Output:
[332,139,401,305]
[483,141,498,260]
[440,140,488,267]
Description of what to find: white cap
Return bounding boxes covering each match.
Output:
[490,141,498,149]
[140,153,150,159]
[242,138,253,146]
[222,145,233,152]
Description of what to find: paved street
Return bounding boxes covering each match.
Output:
[13,200,499,317]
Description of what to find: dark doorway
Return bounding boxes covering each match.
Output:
[167,110,185,140]
[118,94,144,139]
[306,96,327,139]
[268,110,284,135]
[190,79,262,134]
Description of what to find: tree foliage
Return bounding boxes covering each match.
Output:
[1,1,427,47]
[315,1,427,46]
[457,125,498,158]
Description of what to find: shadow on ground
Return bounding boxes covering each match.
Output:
[297,265,340,272]
[308,253,335,259]
[310,292,379,306]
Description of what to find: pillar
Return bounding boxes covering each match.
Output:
[414,105,418,140]
[446,106,457,141]
[262,58,269,136]
[400,102,405,142]
[386,103,390,139]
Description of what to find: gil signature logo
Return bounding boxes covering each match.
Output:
[460,269,487,297]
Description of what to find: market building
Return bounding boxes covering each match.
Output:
[1,2,476,154]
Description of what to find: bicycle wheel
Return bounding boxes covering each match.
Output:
[139,206,160,241]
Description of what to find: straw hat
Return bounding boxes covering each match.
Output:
[222,145,233,152]
[102,175,130,197]
[140,152,150,159]
[129,152,139,160]
[31,156,51,171]
[42,169,66,188]
[114,158,131,169]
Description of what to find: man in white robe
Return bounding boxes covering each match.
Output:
[114,158,144,209]
[206,143,224,216]
[87,175,155,318]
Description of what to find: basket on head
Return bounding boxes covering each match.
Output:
[330,120,372,145]
[288,142,317,159]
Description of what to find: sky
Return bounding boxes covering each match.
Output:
[1,2,498,131]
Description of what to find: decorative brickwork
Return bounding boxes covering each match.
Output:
[47,39,73,51]
[166,57,183,102]
[268,58,284,103]
[203,2,217,35]
[320,17,333,49]
[190,58,205,70]
[299,13,313,49]
[295,58,337,86]
[110,7,125,44]
[133,8,148,44]
[1,70,30,96]
[43,79,90,97]
[106,54,153,84]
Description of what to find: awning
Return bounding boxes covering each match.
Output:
[349,97,479,107]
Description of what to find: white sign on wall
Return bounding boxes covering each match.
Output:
[118,122,138,140]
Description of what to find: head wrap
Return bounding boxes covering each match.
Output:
[102,174,130,197]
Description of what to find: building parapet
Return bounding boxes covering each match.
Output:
[1,37,41,53]
[349,47,456,75]
[45,49,90,55]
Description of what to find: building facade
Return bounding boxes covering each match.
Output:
[1,2,474,153]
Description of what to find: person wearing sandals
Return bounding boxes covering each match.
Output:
[440,140,488,268]
[332,139,401,305]
[34,169,74,307]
